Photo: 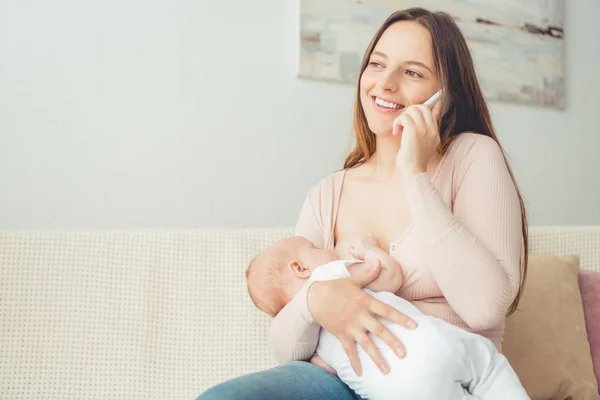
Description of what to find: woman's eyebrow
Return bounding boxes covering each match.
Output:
[370,52,433,73]
[404,60,433,73]
[371,51,388,59]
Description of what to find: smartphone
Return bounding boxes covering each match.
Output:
[424,89,442,109]
[424,89,449,117]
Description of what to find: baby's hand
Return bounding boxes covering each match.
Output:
[349,234,404,294]
[349,234,378,260]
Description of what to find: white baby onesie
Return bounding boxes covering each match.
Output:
[309,260,530,400]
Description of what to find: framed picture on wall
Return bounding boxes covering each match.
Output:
[299,0,565,109]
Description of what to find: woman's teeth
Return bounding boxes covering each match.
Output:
[374,97,404,109]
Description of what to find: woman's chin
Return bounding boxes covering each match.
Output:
[370,126,395,137]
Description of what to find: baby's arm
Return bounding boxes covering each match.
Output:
[349,235,404,293]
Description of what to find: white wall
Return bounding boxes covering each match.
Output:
[0,0,598,230]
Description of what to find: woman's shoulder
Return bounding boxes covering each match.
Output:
[295,170,346,247]
[445,132,506,169]
[303,169,346,204]
[448,132,502,156]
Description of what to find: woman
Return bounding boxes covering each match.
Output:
[198,7,528,400]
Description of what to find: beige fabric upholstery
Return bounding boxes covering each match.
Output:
[1,227,599,399]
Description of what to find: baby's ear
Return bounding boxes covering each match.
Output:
[288,260,311,278]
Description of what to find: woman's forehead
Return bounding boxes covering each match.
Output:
[374,21,434,65]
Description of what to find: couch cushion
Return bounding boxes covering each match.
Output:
[579,269,600,393]
[503,254,600,400]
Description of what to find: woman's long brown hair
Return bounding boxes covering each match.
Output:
[344,8,528,315]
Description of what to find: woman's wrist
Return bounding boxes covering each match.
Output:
[402,166,427,179]
[401,170,429,193]
[300,281,320,324]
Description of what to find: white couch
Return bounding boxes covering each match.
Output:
[1,226,599,399]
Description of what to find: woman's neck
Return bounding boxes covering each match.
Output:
[365,134,442,181]
[368,135,402,180]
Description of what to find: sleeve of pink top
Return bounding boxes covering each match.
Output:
[267,194,323,364]
[404,136,523,331]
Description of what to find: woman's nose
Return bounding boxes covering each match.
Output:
[377,72,399,92]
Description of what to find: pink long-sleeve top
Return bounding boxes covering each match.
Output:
[268,132,524,363]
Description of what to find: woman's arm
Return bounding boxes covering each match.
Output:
[267,195,323,363]
[404,135,523,331]
[267,284,321,363]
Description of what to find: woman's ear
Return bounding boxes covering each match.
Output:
[288,260,312,278]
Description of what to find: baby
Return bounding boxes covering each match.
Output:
[246,235,530,400]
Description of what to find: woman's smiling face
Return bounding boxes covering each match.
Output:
[360,21,440,136]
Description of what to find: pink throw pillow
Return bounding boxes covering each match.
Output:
[579,269,600,393]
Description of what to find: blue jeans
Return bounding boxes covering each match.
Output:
[197,361,363,400]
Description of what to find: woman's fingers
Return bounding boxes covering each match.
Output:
[394,113,416,137]
[354,329,390,375]
[344,313,410,376]
[416,104,435,131]
[309,278,417,378]
[340,334,362,376]
[392,116,402,136]
[360,314,407,359]
[398,115,417,149]
[431,98,443,120]
[369,295,418,330]
[405,106,427,134]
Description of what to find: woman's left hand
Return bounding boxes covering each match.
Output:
[393,102,442,178]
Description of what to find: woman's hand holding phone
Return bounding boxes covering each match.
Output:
[393,90,443,178]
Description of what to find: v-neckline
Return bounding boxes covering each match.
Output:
[329,152,447,251]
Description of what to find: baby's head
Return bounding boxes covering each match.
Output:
[246,236,337,317]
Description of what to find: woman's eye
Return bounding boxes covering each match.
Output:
[406,70,423,78]
[369,61,383,68]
